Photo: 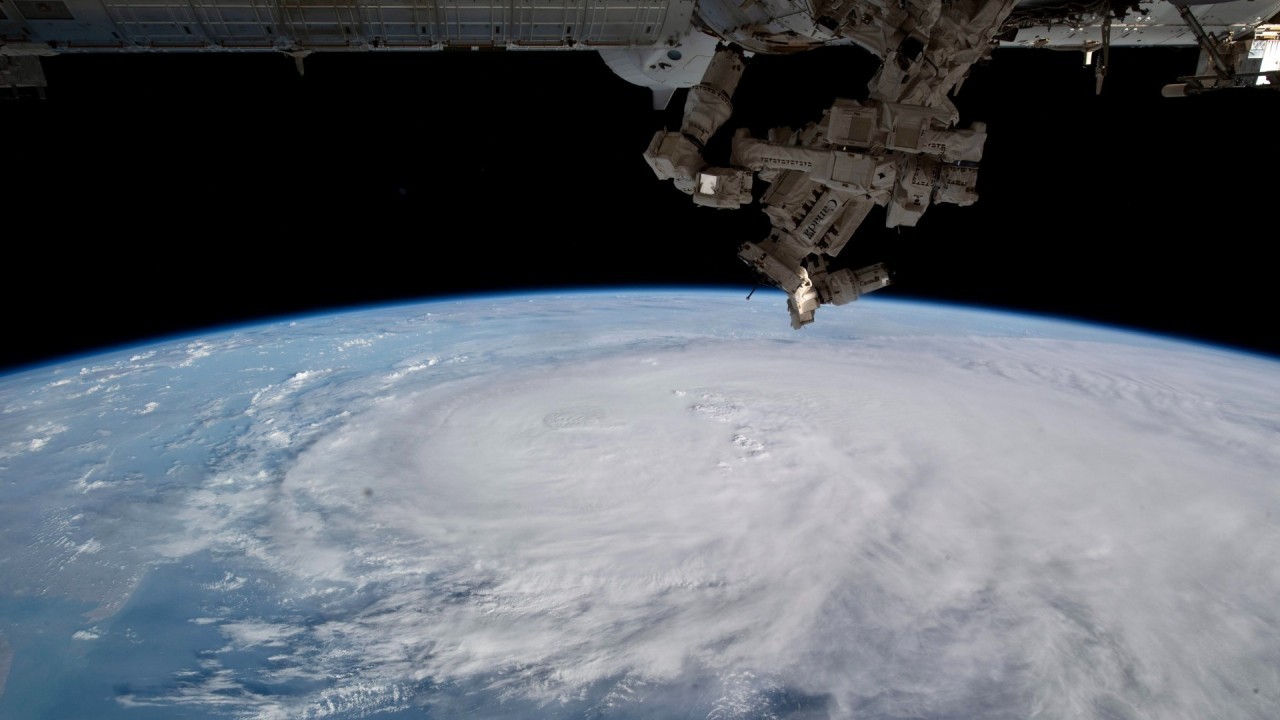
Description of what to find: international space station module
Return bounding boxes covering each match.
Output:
[3,0,1277,326]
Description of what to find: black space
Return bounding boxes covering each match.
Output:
[2,44,1277,372]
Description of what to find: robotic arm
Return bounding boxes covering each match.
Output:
[730,99,986,327]
[643,47,753,209]
[645,1,1019,328]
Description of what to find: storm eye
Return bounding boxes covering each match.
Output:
[667,49,682,61]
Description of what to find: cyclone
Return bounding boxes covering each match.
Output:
[0,292,1276,719]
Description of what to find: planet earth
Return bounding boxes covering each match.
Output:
[0,290,1277,720]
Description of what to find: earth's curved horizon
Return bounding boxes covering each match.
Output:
[9,288,1275,378]
[1,291,1276,719]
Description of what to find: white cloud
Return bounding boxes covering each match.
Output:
[177,341,215,368]
[337,337,378,351]
[135,313,1280,718]
[0,420,68,460]
[71,538,102,558]
[203,572,246,592]
[219,621,304,649]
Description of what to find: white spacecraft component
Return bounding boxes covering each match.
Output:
[3,0,1278,324]
[1001,1,1280,94]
